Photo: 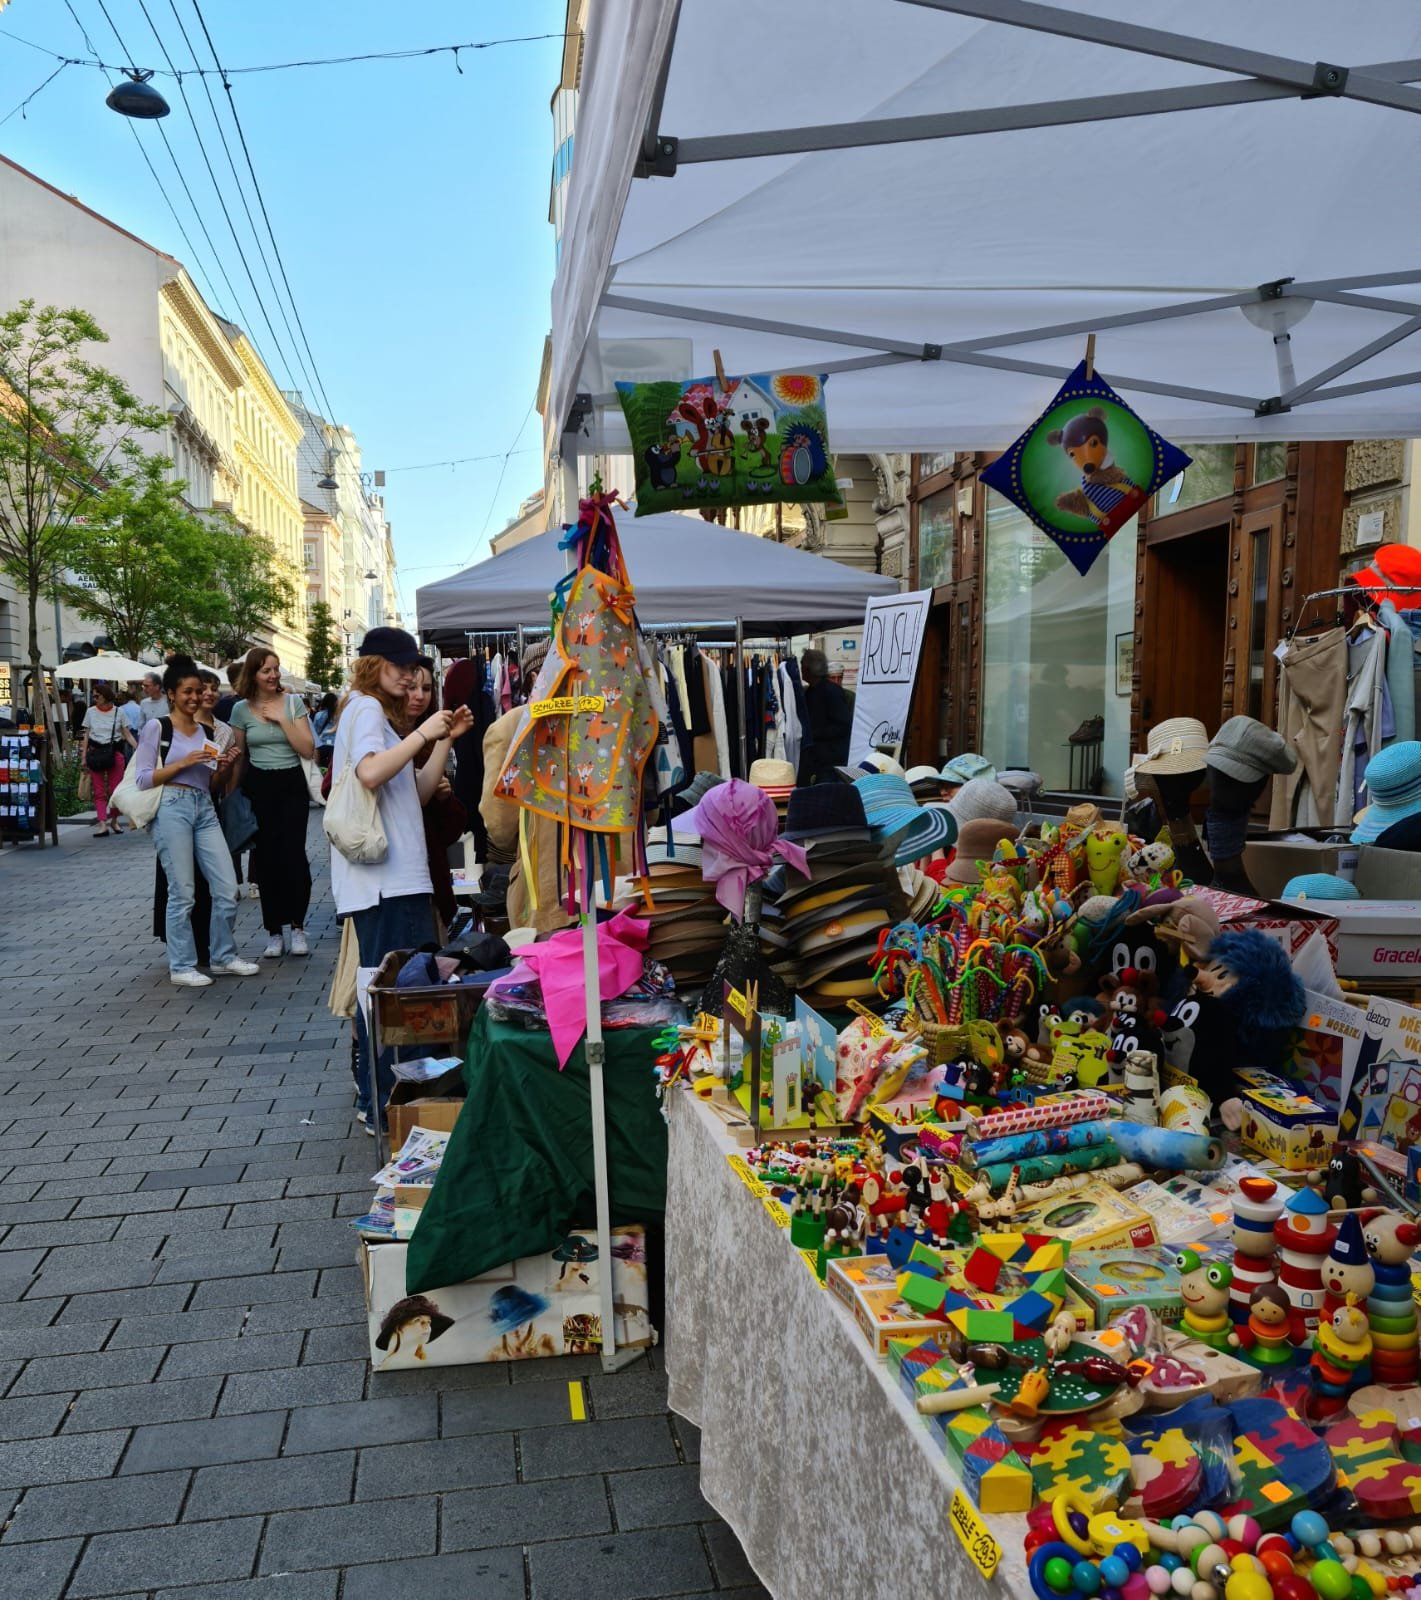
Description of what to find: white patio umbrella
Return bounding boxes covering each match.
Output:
[53,655,154,681]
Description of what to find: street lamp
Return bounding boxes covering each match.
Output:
[106,70,170,119]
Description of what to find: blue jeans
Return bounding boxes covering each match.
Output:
[150,786,239,973]
[350,893,435,1120]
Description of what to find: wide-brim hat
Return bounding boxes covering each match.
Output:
[940,753,996,785]
[1208,716,1297,782]
[784,783,869,838]
[946,779,1018,827]
[375,1294,454,1351]
[748,758,796,791]
[1353,740,1421,842]
[945,819,1020,885]
[488,1284,550,1333]
[1135,717,1209,775]
[854,774,958,865]
[858,751,906,778]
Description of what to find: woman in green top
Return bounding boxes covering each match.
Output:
[231,647,317,958]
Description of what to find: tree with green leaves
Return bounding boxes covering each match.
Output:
[305,599,342,689]
[199,515,298,665]
[0,300,168,719]
[57,455,214,661]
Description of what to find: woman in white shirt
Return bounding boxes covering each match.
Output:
[80,682,127,837]
[331,627,471,1131]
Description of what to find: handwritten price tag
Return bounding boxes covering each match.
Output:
[530,694,606,719]
[949,1488,1001,1580]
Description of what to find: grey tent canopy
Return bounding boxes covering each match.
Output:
[415,513,900,641]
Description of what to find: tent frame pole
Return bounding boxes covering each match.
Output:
[734,616,748,778]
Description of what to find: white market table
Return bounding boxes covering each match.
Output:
[665,1090,1031,1600]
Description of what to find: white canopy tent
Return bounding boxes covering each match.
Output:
[53,655,154,682]
[415,513,899,640]
[552,0,1421,455]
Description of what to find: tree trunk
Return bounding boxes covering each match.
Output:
[24,570,55,848]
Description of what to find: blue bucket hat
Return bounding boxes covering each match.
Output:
[854,773,957,866]
[1353,740,1421,843]
[940,753,997,785]
[488,1285,549,1334]
[1281,873,1360,902]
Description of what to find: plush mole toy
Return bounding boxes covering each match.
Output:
[1045,407,1147,529]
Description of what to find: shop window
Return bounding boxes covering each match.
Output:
[1252,441,1288,484]
[980,493,1137,795]
[917,486,954,589]
[1154,443,1236,515]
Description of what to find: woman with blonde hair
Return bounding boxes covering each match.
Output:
[230,646,316,958]
[331,627,471,1132]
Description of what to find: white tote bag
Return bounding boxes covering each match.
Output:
[322,752,387,864]
[109,771,163,829]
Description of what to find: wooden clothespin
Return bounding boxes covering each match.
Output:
[712,348,728,396]
[1084,335,1096,381]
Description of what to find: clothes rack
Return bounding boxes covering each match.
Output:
[1289,584,1421,639]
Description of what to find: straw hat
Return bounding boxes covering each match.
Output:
[1134,717,1209,776]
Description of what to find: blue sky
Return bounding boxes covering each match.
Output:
[0,0,564,618]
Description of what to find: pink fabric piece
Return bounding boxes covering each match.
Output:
[672,777,809,916]
[516,907,651,1068]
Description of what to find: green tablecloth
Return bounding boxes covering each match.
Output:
[405,1009,668,1293]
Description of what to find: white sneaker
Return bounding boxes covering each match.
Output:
[262,935,284,959]
[212,958,260,977]
[288,929,309,957]
[170,969,213,988]
[244,882,261,900]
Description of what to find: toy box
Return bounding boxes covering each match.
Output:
[360,1227,651,1368]
[1067,1241,1230,1328]
[1007,1179,1158,1252]
[1236,1070,1337,1171]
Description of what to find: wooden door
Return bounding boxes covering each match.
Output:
[1139,523,1229,741]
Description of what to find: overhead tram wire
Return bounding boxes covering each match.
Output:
[130,0,315,403]
[466,396,538,567]
[113,0,303,394]
[60,0,228,314]
[0,62,70,129]
[187,0,344,431]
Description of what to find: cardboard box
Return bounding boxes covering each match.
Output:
[360,1227,652,1368]
[1319,900,1421,978]
[1193,887,1340,967]
[1236,1069,1337,1170]
[1242,835,1357,901]
[386,1098,464,1150]
[1007,1179,1158,1252]
[1067,1241,1229,1328]
[1356,847,1421,902]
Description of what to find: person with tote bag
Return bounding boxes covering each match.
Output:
[230,647,317,959]
[330,627,470,1133]
[80,682,127,837]
[131,654,260,987]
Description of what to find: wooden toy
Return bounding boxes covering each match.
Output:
[1018,1420,1133,1512]
[1326,1408,1421,1521]
[1363,1209,1421,1384]
[960,1423,1034,1513]
[986,1335,1125,1416]
[1219,1396,1337,1529]
[1273,1183,1335,1339]
[1319,1210,1375,1321]
[1228,1174,1283,1325]
[1309,1294,1373,1416]
[1174,1248,1234,1350]
[1228,1283,1295,1365]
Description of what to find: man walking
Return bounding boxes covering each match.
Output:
[137,672,169,728]
[798,648,852,784]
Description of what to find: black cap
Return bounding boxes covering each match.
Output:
[358,626,421,666]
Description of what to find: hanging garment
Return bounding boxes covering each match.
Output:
[1339,626,1390,819]
[777,662,802,771]
[515,908,650,1067]
[660,660,694,784]
[1380,601,1416,745]
[705,652,731,777]
[1270,627,1347,829]
[670,643,693,732]
[448,650,490,860]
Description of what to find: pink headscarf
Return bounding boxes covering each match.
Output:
[673,778,808,916]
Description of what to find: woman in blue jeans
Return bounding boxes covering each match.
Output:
[133,654,261,988]
[330,627,470,1131]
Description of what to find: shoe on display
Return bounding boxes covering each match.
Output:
[262,936,284,959]
[288,929,309,957]
[212,958,260,977]
[170,969,213,987]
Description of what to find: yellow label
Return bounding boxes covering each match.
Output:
[949,1488,1001,1579]
[847,999,888,1035]
[530,694,606,718]
[798,1248,824,1286]
[726,987,749,1021]
[762,1197,789,1228]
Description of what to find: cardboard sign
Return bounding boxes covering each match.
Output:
[848,588,932,763]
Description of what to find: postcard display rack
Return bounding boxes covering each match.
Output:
[0,726,46,843]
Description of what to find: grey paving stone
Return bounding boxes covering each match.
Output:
[71,1185,185,1216]
[24,1255,160,1298]
[189,1271,317,1309]
[185,1449,354,1519]
[11,1344,162,1397]
[106,1308,248,1348]
[355,1432,516,1501]
[114,1205,231,1242]
[179,1181,286,1208]
[260,1497,436,1573]
[227,1196,336,1228]
[526,1526,714,1600]
[65,1375,222,1432]
[703,1521,760,1589]
[55,1284,195,1322]
[161,1332,303,1379]
[609,1463,715,1531]
[4,1468,190,1541]
[674,1417,702,1463]
[0,1535,81,1600]
[508,1350,608,1384]
[0,1298,62,1330]
[218,1360,364,1414]
[444,1473,611,1551]
[282,1395,438,1455]
[0,1198,78,1225]
[341,1550,526,1600]
[0,1392,73,1441]
[234,1299,357,1335]
[588,1368,670,1420]
[155,1575,339,1600]
[367,1358,512,1397]
[69,1515,264,1597]
[140,1164,247,1190]
[519,1418,680,1481]
[120,1410,287,1474]
[0,1218,118,1250]
[0,1427,129,1487]
[0,1320,113,1360]
[300,1323,369,1365]
[441,1381,581,1437]
[273,1220,361,1270]
[157,1246,281,1284]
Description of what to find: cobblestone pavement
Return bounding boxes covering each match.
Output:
[0,821,766,1600]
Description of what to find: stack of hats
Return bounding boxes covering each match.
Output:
[1353,741,1421,844]
[906,764,944,800]
[747,758,796,822]
[612,827,726,993]
[758,785,908,1010]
